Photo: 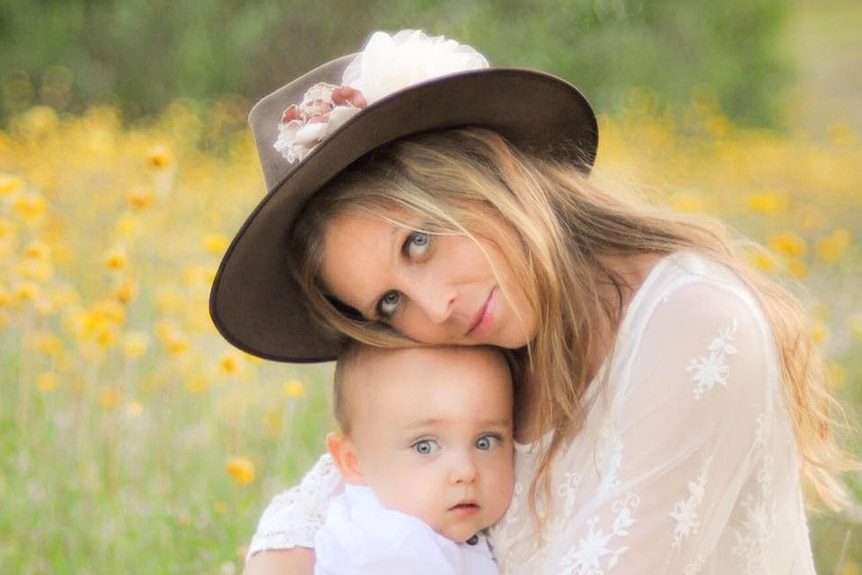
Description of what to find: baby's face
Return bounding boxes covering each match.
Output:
[346,346,514,542]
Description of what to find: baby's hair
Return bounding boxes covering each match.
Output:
[332,340,373,435]
[332,341,522,437]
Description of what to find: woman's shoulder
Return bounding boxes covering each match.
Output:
[618,251,775,365]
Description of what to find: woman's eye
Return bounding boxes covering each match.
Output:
[376,290,401,319]
[475,434,501,451]
[412,439,439,455]
[405,231,430,260]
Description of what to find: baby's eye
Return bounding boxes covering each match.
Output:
[404,231,430,260]
[376,290,401,319]
[412,438,440,455]
[475,434,501,451]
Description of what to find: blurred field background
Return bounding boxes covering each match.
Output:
[1,0,860,573]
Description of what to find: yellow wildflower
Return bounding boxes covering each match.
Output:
[12,192,47,223]
[815,229,851,262]
[226,456,256,485]
[186,375,208,394]
[18,259,53,283]
[128,187,156,211]
[745,190,787,214]
[768,232,807,259]
[28,332,64,356]
[23,239,50,260]
[0,173,25,197]
[14,282,40,303]
[123,332,149,358]
[749,250,778,273]
[283,379,307,398]
[785,259,808,279]
[826,363,846,390]
[203,234,230,255]
[114,279,136,304]
[219,353,243,375]
[811,321,828,345]
[115,212,142,239]
[146,144,173,170]
[37,372,61,392]
[98,387,122,411]
[104,247,129,271]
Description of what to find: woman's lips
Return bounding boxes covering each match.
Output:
[467,290,496,337]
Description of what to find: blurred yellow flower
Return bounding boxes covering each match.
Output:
[226,456,256,485]
[749,250,778,273]
[815,229,851,262]
[104,247,129,271]
[811,321,828,345]
[0,173,25,197]
[28,332,64,356]
[848,315,862,339]
[115,212,142,239]
[98,386,122,411]
[123,332,149,358]
[785,259,808,279]
[12,192,47,223]
[219,353,243,375]
[745,190,787,214]
[128,187,156,211]
[264,411,283,436]
[14,282,40,303]
[37,371,61,392]
[283,379,307,398]
[826,363,846,389]
[203,234,230,255]
[186,375,208,394]
[768,232,807,259]
[155,320,189,355]
[114,279,136,304]
[146,143,173,169]
[18,259,53,283]
[22,239,50,261]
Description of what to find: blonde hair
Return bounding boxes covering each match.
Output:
[290,127,853,516]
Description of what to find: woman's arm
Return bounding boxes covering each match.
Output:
[244,454,343,570]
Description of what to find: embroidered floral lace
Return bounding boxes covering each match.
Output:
[247,252,816,574]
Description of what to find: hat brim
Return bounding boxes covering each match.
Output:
[210,63,598,363]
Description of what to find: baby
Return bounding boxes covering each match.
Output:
[315,342,515,575]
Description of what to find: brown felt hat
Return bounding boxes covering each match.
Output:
[209,30,598,363]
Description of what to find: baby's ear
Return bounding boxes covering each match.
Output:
[325,432,366,485]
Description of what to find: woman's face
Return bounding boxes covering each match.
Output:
[320,211,536,348]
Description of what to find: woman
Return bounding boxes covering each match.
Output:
[210,30,852,574]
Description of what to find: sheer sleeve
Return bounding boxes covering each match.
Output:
[247,454,345,557]
[493,266,812,574]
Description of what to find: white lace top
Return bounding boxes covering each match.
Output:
[248,252,816,574]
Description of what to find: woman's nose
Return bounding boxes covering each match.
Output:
[412,283,455,324]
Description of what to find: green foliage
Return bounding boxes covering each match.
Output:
[0,0,790,125]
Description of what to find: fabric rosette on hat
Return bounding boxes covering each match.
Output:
[210,28,598,363]
[275,30,490,163]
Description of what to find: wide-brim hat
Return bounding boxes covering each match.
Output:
[209,30,598,363]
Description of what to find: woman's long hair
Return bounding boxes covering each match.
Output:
[290,127,852,518]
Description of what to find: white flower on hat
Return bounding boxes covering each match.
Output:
[274,29,489,164]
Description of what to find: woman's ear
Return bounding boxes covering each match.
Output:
[326,431,366,485]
